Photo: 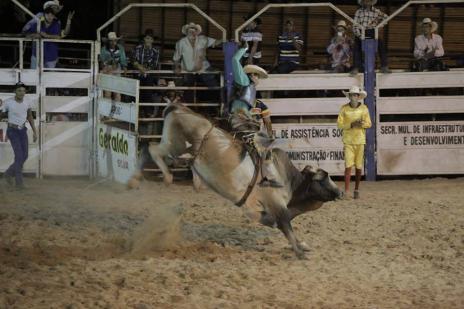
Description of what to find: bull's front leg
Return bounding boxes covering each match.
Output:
[148,143,173,185]
[276,210,306,259]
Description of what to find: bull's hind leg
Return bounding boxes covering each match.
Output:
[148,143,173,185]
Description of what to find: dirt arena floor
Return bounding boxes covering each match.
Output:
[0,176,463,309]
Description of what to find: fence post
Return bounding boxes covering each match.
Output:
[362,38,377,181]
[223,41,237,115]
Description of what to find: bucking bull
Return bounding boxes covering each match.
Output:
[129,103,342,259]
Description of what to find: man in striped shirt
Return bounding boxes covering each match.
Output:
[272,19,303,74]
[351,0,390,75]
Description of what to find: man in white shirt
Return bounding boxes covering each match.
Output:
[173,22,222,88]
[413,18,445,71]
[0,82,38,189]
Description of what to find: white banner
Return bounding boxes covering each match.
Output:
[377,121,464,175]
[97,124,137,183]
[98,98,137,124]
[271,123,345,175]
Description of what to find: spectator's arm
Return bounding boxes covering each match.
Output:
[361,106,372,129]
[248,40,258,64]
[327,38,336,54]
[60,11,74,38]
[0,99,7,119]
[206,36,222,48]
[434,35,445,57]
[337,107,350,130]
[120,46,128,69]
[27,108,37,142]
[173,41,182,73]
[273,41,280,67]
[233,47,250,86]
[413,36,424,59]
[293,35,303,53]
[99,48,110,67]
[353,10,362,37]
[131,48,146,74]
[22,18,37,34]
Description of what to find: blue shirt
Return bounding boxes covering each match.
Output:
[23,15,61,62]
[277,31,303,64]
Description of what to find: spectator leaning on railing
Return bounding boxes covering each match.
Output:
[413,18,445,71]
[22,3,74,69]
[351,0,390,75]
[100,32,128,101]
[173,22,222,88]
[131,29,163,122]
[240,13,263,66]
[327,20,352,73]
[271,19,303,74]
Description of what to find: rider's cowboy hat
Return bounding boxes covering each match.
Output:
[421,17,438,33]
[358,0,377,5]
[243,65,268,79]
[43,0,63,12]
[107,32,120,41]
[343,85,367,100]
[182,22,202,35]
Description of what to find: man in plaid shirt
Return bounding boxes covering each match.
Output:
[351,0,390,75]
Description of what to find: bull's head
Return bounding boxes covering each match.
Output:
[300,165,343,202]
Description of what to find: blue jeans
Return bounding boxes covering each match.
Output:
[5,127,29,186]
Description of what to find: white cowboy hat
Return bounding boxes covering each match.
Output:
[243,65,268,79]
[334,20,348,30]
[421,18,438,33]
[107,32,120,41]
[43,0,63,11]
[343,85,367,100]
[182,22,202,35]
[357,0,377,5]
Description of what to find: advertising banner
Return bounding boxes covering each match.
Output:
[272,123,346,175]
[97,124,137,183]
[377,121,464,174]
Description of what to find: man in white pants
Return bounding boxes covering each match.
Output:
[0,83,38,189]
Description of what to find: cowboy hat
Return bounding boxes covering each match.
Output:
[334,20,348,30]
[357,0,377,6]
[243,13,262,25]
[243,65,268,79]
[343,85,367,100]
[421,17,438,33]
[107,32,120,41]
[182,22,202,35]
[43,0,63,12]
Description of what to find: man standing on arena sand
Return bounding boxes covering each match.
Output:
[337,86,371,199]
[0,83,38,190]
